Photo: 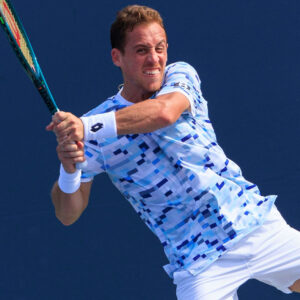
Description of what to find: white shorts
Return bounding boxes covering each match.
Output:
[174,205,300,300]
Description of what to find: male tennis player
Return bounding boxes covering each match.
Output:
[47,5,300,299]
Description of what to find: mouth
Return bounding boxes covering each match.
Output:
[143,69,160,76]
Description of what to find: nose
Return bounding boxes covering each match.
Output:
[146,48,159,64]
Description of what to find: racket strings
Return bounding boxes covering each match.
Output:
[0,0,35,70]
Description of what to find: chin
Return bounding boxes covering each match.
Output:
[146,81,163,93]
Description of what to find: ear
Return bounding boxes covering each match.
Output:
[111,48,122,67]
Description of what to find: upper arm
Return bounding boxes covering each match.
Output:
[156,62,204,117]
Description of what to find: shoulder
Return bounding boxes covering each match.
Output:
[164,62,201,85]
[161,62,202,92]
[82,94,127,117]
[166,61,200,77]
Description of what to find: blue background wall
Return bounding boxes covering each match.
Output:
[0,1,299,299]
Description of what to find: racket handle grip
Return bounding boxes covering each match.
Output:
[76,160,88,170]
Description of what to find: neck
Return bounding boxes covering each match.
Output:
[120,86,153,103]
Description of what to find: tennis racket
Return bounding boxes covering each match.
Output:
[0,0,86,169]
[0,0,58,114]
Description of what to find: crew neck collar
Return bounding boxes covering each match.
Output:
[115,90,134,106]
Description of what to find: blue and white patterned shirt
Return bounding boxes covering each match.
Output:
[80,62,276,278]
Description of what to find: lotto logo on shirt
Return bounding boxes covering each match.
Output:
[91,123,103,132]
[173,82,191,90]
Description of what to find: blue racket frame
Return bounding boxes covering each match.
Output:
[0,0,59,115]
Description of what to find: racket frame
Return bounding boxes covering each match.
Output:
[0,0,59,115]
[0,0,87,169]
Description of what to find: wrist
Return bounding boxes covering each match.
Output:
[80,111,117,142]
[58,164,81,194]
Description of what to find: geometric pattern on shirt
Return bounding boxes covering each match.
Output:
[80,62,276,278]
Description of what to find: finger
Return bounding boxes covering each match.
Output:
[76,141,85,149]
[55,119,71,131]
[52,111,68,125]
[58,143,79,152]
[58,155,85,166]
[46,122,55,131]
[63,151,84,158]
[70,156,86,163]
[55,112,79,130]
[65,131,84,143]
[55,127,72,139]
[58,118,84,141]
[56,135,69,144]
[57,152,84,163]
[54,120,79,140]
[57,141,81,151]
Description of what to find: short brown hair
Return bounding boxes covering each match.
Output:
[110,5,166,52]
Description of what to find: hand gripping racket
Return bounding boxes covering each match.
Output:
[0,0,86,169]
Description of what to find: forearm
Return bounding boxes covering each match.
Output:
[116,92,190,134]
[116,98,172,135]
[52,92,190,144]
[51,181,90,226]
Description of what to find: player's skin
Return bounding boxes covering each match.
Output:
[46,22,300,293]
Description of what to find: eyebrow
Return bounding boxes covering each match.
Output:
[133,39,167,49]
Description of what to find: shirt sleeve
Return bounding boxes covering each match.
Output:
[80,142,106,182]
[155,62,205,117]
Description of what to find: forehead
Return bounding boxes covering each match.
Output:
[125,22,167,47]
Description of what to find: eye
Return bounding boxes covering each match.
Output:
[156,47,165,53]
[137,48,147,54]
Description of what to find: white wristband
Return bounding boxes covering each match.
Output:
[80,111,117,142]
[58,164,82,194]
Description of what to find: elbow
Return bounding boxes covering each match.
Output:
[157,102,178,127]
[55,212,78,226]
[60,219,75,227]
